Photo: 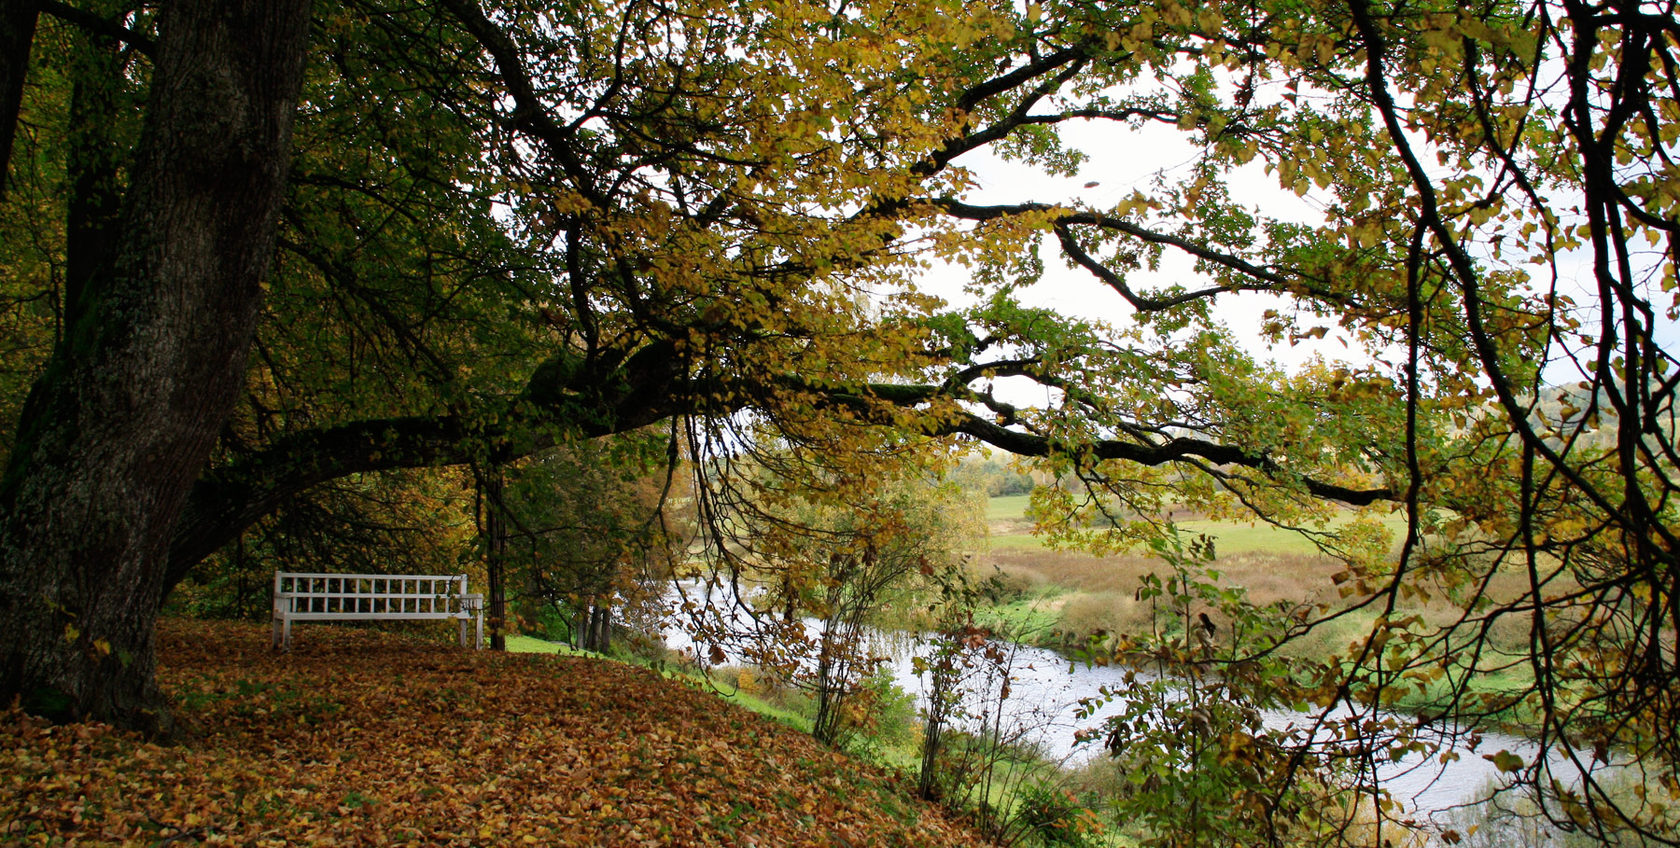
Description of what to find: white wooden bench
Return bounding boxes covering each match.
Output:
[271,572,484,651]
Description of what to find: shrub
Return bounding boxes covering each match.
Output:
[1013,783,1102,847]
[529,602,574,643]
[853,670,919,748]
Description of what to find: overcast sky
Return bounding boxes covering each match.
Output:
[914,109,1680,406]
[912,116,1372,412]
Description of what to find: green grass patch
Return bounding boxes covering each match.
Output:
[990,531,1050,550]
[711,686,816,733]
[987,493,1034,522]
[972,590,1065,645]
[1173,519,1328,556]
[1374,659,1536,721]
[504,634,607,657]
[1176,514,1410,556]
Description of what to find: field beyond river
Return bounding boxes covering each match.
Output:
[976,496,1534,713]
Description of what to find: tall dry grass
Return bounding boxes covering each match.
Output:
[990,545,1543,661]
[992,547,1344,606]
[988,547,1342,649]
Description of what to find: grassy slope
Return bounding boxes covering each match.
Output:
[2,620,990,847]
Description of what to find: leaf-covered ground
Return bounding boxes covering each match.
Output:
[3,620,989,846]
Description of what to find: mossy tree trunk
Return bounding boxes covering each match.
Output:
[0,0,310,733]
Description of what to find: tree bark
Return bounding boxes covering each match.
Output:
[578,601,612,653]
[478,461,508,652]
[0,0,311,732]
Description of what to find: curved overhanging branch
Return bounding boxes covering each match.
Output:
[846,382,1394,507]
[932,197,1288,298]
[918,47,1091,175]
[167,415,493,588]
[949,410,1392,507]
[164,337,696,592]
[1054,221,1251,311]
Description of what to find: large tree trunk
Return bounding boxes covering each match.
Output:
[0,0,310,733]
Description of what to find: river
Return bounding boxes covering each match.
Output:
[658,586,1565,827]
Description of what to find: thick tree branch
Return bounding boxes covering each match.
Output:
[165,337,694,592]
[437,0,603,206]
[841,382,1392,506]
[944,411,1392,506]
[918,47,1089,175]
[37,1,155,54]
[932,197,1288,292]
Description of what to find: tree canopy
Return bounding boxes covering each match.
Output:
[0,0,1676,841]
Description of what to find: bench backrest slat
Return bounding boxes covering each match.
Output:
[272,571,483,650]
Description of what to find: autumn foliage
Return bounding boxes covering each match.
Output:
[1,620,987,846]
